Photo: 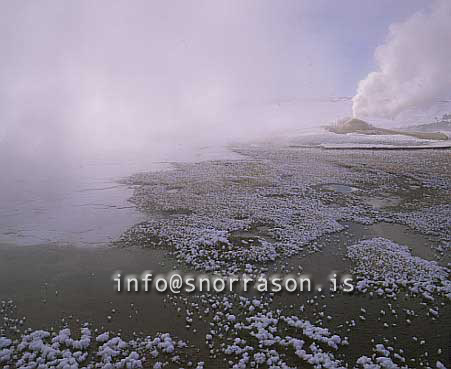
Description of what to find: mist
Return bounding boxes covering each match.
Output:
[1,1,441,162]
[0,1,349,160]
[352,0,451,120]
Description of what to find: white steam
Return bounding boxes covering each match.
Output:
[352,0,451,119]
[0,1,344,158]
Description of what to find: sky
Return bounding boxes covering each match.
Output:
[0,0,442,157]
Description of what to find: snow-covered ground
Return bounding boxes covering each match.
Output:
[285,128,450,149]
[1,142,450,368]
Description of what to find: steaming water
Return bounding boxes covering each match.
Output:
[0,123,445,247]
[0,144,241,246]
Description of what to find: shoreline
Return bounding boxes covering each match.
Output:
[1,145,450,368]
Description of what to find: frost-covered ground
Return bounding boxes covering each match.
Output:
[274,130,450,148]
[120,144,450,269]
[1,143,450,368]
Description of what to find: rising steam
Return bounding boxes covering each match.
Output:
[352,0,451,119]
[0,1,343,157]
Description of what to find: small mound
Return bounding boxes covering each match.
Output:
[325,118,373,134]
[341,118,372,131]
[326,117,449,140]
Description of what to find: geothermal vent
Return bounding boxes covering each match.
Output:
[340,118,372,131]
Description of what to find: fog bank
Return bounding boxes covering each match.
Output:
[0,1,348,159]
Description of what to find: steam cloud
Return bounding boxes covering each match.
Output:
[0,1,344,157]
[352,0,451,119]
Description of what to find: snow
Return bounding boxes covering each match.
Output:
[0,337,12,349]
[2,144,450,368]
[320,141,451,150]
[0,325,195,369]
[347,237,450,300]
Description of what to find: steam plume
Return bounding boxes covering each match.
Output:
[352,0,451,119]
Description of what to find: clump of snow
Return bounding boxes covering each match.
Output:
[0,324,196,369]
[347,237,450,300]
[0,337,12,349]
